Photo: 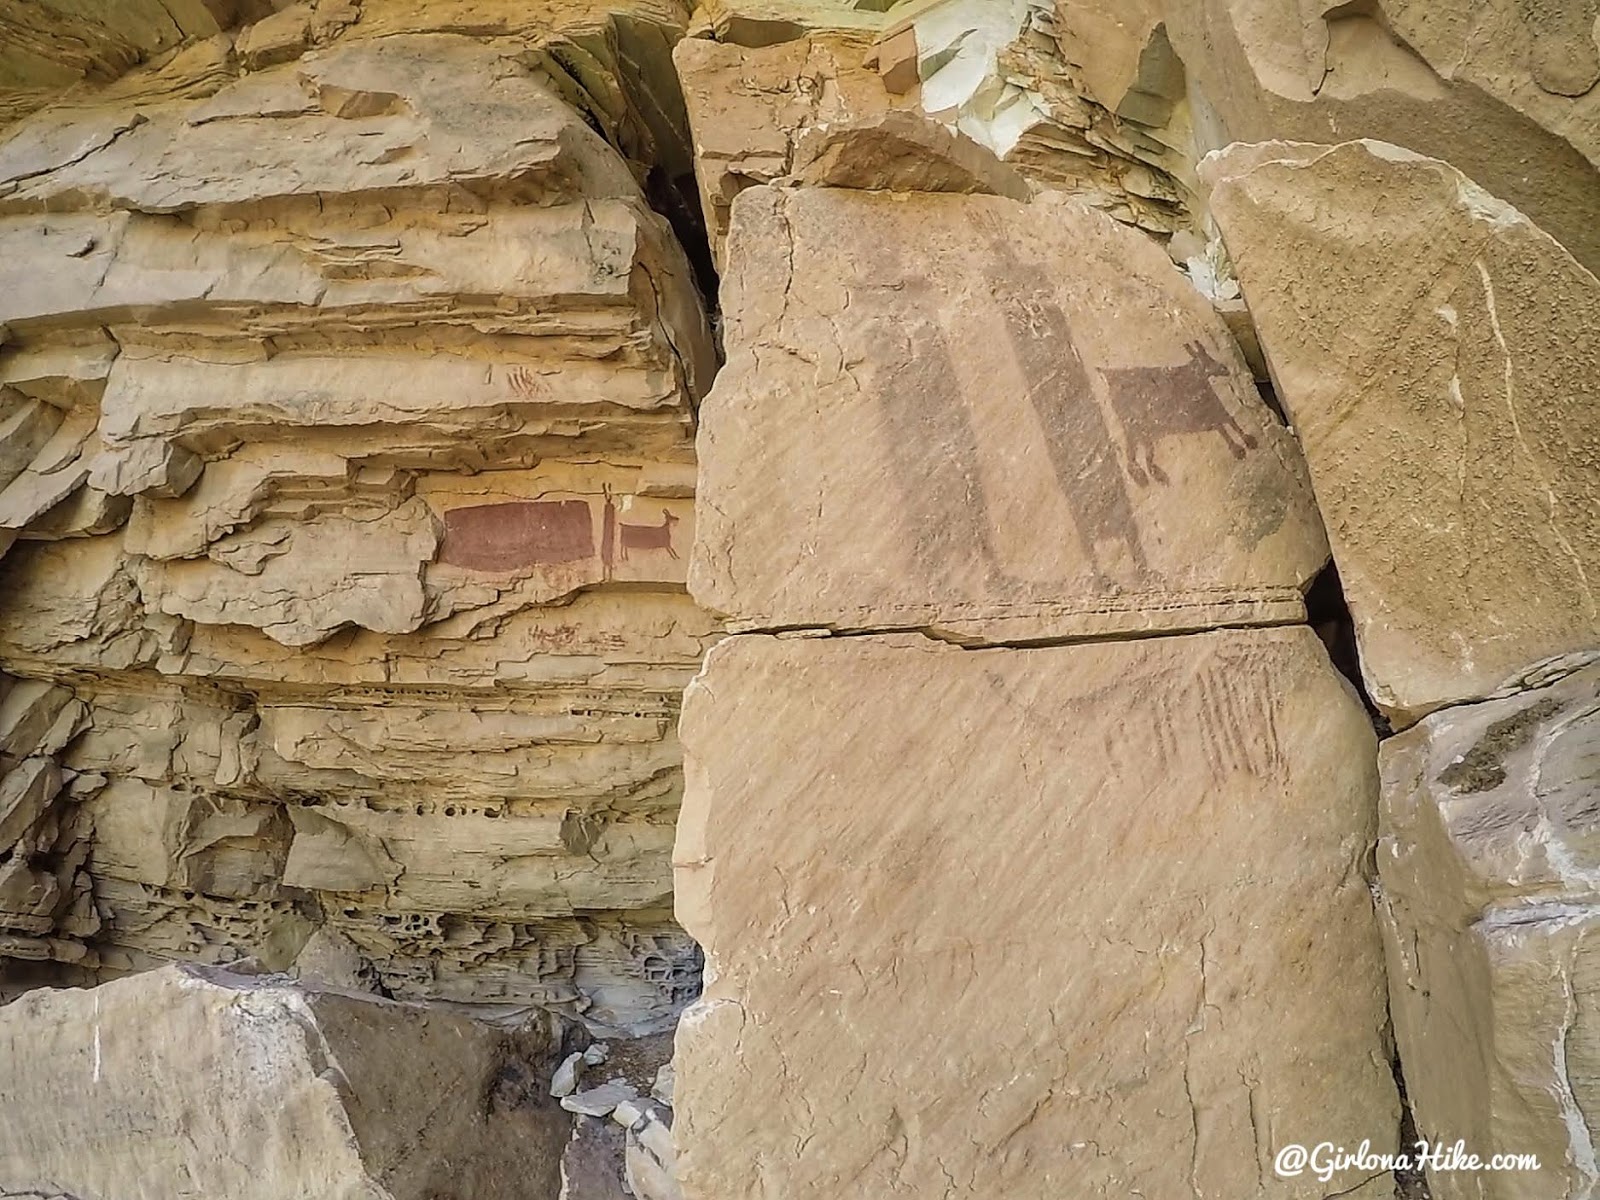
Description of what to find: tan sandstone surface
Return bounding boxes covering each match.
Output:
[1206,139,1600,727]
[1057,0,1600,274]
[0,13,719,1034]
[0,963,572,1198]
[0,1,1596,1196]
[691,184,1327,641]
[1379,661,1600,1199]
[675,627,1397,1198]
[675,1,1193,265]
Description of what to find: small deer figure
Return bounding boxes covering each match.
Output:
[1099,340,1259,485]
[618,509,680,561]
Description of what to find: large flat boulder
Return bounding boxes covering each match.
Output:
[1379,661,1600,1199]
[1207,140,1600,726]
[0,964,570,1198]
[675,625,1397,1198]
[691,185,1327,642]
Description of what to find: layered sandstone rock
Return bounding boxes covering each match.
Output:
[0,964,570,1198]
[0,1,1594,1195]
[1098,0,1600,273]
[0,671,98,988]
[0,19,717,1033]
[691,185,1327,642]
[0,1,704,173]
[680,0,1600,269]
[676,628,1397,1197]
[1206,140,1600,727]
[1378,662,1600,1199]
[870,0,1191,222]
[674,0,1192,265]
[0,0,254,126]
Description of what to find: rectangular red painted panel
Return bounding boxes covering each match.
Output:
[438,500,594,570]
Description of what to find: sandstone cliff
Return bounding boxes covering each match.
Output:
[0,2,1595,1198]
[0,4,718,1038]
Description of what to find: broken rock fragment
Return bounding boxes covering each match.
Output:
[562,1080,642,1118]
[86,437,202,499]
[1379,660,1600,1200]
[788,110,1031,198]
[674,8,1190,266]
[673,32,911,264]
[0,964,570,1199]
[1207,139,1600,725]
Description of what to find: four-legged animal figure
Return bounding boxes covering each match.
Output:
[619,509,680,561]
[1099,341,1258,485]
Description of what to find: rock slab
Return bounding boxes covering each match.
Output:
[0,963,569,1199]
[1208,139,1600,726]
[1379,661,1600,1199]
[691,185,1328,642]
[675,626,1397,1198]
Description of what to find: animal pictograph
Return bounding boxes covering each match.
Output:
[440,487,681,577]
[870,226,1153,587]
[1099,341,1259,485]
[618,509,679,561]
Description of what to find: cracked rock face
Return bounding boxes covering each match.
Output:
[0,963,571,1198]
[670,31,1403,1194]
[1207,139,1600,728]
[1378,661,1600,1200]
[0,1,1596,1195]
[675,627,1397,1199]
[0,21,718,1034]
[690,184,1328,642]
[0,0,250,126]
[0,670,97,983]
[1111,0,1600,275]
[1375,0,1600,149]
[674,2,1193,267]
